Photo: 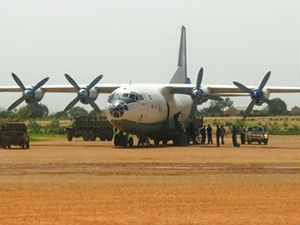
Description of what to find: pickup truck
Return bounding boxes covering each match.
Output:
[244,126,268,145]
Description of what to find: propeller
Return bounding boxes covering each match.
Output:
[64,74,103,112]
[8,73,49,111]
[189,68,223,119]
[233,71,271,118]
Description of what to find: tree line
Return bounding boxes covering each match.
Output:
[0,105,96,121]
[0,97,294,121]
[198,97,291,117]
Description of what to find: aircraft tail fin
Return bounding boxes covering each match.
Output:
[170,26,191,84]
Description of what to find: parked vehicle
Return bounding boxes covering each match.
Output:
[66,116,113,141]
[0,122,30,149]
[244,126,268,145]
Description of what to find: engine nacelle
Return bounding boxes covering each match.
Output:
[79,87,99,104]
[24,88,45,104]
[252,88,269,106]
[197,87,209,104]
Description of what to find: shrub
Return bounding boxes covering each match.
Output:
[28,120,42,134]
[44,119,65,134]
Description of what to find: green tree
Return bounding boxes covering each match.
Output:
[268,98,287,115]
[16,103,49,119]
[89,109,101,117]
[68,106,88,118]
[50,111,69,119]
[0,111,7,118]
[199,97,233,116]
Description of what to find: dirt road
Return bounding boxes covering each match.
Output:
[0,136,299,225]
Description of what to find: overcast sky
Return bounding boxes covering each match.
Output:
[0,0,299,112]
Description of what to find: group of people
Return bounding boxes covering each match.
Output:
[200,124,226,147]
[199,124,241,147]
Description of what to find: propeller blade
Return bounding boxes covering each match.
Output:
[64,97,80,112]
[7,96,25,111]
[11,73,26,91]
[243,100,255,118]
[258,71,271,91]
[86,97,100,113]
[189,101,198,120]
[202,94,223,101]
[233,81,252,94]
[30,98,43,111]
[32,77,50,91]
[262,96,271,104]
[65,74,81,91]
[196,68,203,90]
[87,75,103,91]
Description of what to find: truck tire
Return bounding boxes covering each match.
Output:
[82,130,89,141]
[25,141,30,149]
[100,137,105,141]
[67,131,73,141]
[106,129,113,141]
[89,130,96,141]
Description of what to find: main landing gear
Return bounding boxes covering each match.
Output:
[114,131,152,148]
[137,136,150,148]
[114,131,134,148]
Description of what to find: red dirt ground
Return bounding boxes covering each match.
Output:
[0,135,299,225]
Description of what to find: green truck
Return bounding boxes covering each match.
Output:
[66,116,113,141]
[0,122,30,149]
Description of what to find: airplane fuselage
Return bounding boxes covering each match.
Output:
[105,84,194,138]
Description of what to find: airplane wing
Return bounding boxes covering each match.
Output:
[0,84,120,93]
[169,84,300,97]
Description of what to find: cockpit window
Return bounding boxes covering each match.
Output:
[129,93,137,100]
[108,91,144,104]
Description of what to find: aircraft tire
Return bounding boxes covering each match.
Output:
[128,137,134,148]
[154,139,160,146]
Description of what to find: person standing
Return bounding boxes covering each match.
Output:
[216,124,221,147]
[232,126,240,147]
[207,124,213,144]
[220,125,226,144]
[240,126,245,144]
[201,126,206,144]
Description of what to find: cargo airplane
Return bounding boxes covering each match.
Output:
[1,26,299,147]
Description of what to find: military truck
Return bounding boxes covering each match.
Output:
[65,116,113,141]
[0,122,30,149]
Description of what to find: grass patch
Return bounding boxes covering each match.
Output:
[29,133,66,142]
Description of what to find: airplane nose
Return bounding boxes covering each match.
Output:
[108,100,128,118]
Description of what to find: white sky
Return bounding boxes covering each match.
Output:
[0,0,299,112]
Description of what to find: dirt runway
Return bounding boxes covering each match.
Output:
[0,136,299,225]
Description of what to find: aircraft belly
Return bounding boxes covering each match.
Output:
[110,119,166,136]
